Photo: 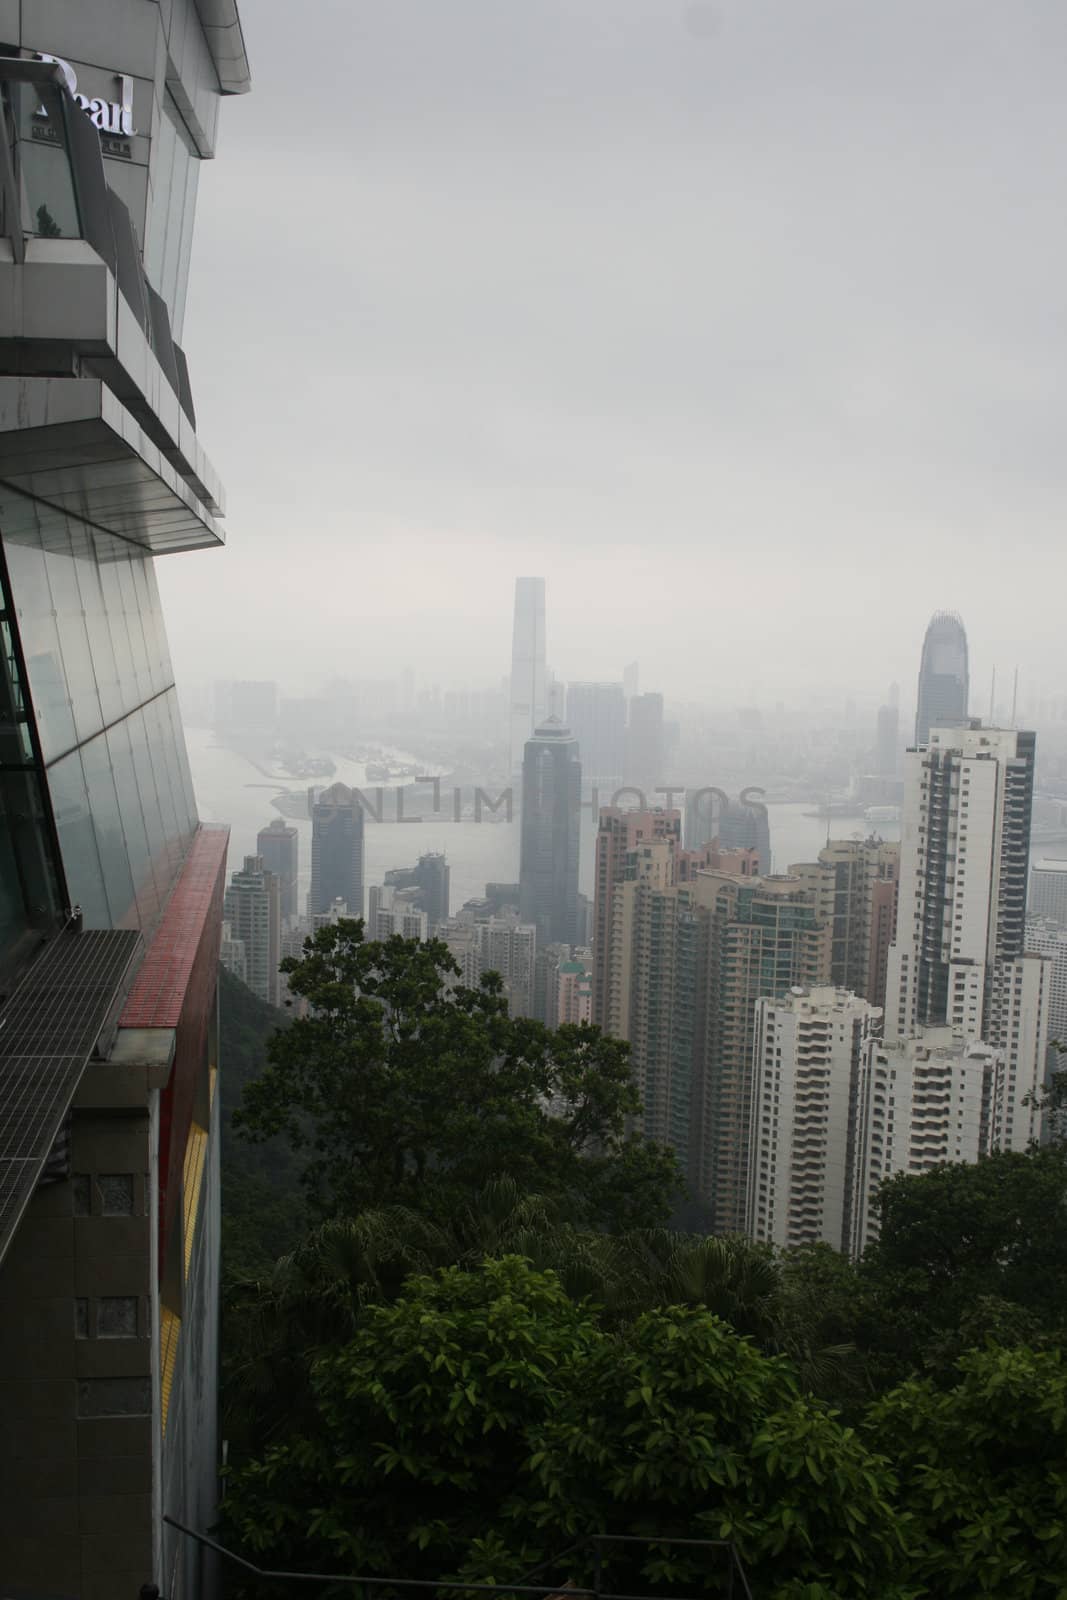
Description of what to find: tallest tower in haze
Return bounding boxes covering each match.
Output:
[914,610,970,743]
[510,576,547,773]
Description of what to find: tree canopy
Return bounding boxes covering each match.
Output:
[234,921,682,1231]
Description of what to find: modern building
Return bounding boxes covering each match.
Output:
[790,837,899,1009]
[368,883,429,943]
[1024,917,1067,1137]
[1030,859,1067,926]
[885,722,1049,1148]
[224,855,281,1007]
[257,816,299,922]
[747,987,882,1251]
[850,1030,999,1255]
[566,681,626,791]
[309,782,366,919]
[384,851,450,929]
[519,718,581,947]
[556,954,594,1025]
[914,611,969,744]
[625,691,665,797]
[0,5,250,1596]
[509,576,547,773]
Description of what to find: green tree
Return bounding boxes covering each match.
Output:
[234,921,681,1230]
[221,1257,904,1599]
[867,1343,1067,1596]
[859,1145,1067,1383]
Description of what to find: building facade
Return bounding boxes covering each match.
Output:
[309,782,366,919]
[0,5,249,1595]
[519,719,581,947]
[625,691,665,796]
[383,850,450,929]
[368,883,429,942]
[747,987,882,1252]
[509,576,547,773]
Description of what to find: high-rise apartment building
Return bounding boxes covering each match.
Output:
[368,883,429,942]
[0,8,249,1595]
[914,611,969,744]
[790,838,899,1009]
[592,808,684,1027]
[224,855,282,1007]
[747,987,882,1251]
[566,681,626,790]
[509,576,547,773]
[593,814,825,1225]
[440,914,537,1016]
[220,920,248,986]
[625,692,665,796]
[1030,860,1067,925]
[257,816,299,922]
[850,1030,1000,1255]
[885,722,1049,1150]
[310,782,366,918]
[519,719,581,946]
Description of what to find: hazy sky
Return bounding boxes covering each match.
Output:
[158,0,1067,709]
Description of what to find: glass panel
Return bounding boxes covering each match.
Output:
[126,706,171,906]
[79,732,136,928]
[47,749,108,928]
[3,534,76,763]
[107,718,158,931]
[9,79,81,240]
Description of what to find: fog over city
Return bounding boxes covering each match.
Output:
[160,0,1067,704]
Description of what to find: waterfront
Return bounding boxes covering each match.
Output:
[185,727,907,920]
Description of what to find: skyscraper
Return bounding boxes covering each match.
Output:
[874,700,900,776]
[625,692,665,796]
[368,884,429,942]
[592,808,683,1028]
[310,783,366,918]
[0,10,249,1595]
[257,817,299,922]
[519,719,581,946]
[685,790,772,874]
[885,722,1048,1150]
[914,611,969,744]
[224,855,282,1007]
[509,576,547,773]
[566,681,626,790]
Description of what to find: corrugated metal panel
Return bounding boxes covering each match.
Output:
[0,924,141,1265]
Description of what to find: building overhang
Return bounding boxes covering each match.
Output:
[0,376,223,554]
[195,0,252,96]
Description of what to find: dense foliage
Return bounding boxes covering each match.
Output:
[234,920,683,1231]
[218,935,1067,1597]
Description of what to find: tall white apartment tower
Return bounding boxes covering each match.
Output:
[747,987,882,1252]
[885,722,1049,1149]
[509,577,547,773]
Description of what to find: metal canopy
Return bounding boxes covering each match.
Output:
[0,923,142,1267]
[0,378,223,554]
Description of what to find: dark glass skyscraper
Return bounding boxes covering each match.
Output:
[519,719,581,946]
[257,816,299,921]
[310,783,366,917]
[915,611,969,744]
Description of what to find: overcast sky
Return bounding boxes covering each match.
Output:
[157,0,1067,711]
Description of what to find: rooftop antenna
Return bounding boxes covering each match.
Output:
[988,666,996,725]
[1011,666,1019,728]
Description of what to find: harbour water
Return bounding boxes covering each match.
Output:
[185,726,904,922]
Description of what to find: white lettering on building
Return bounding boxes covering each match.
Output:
[35,53,136,137]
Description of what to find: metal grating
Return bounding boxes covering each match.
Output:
[0,923,142,1266]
